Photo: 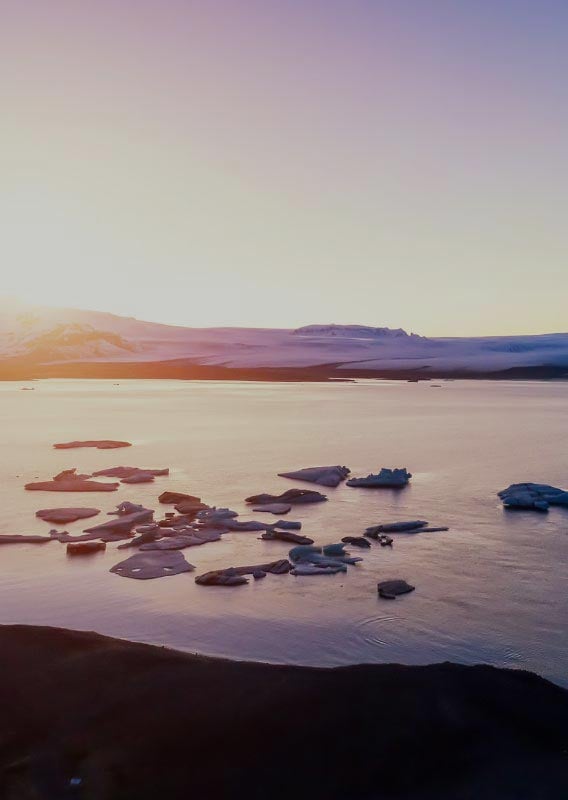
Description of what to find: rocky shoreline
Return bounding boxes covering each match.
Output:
[1,625,567,799]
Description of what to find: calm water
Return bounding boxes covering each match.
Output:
[0,379,567,685]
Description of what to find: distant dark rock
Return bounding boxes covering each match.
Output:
[66,541,106,555]
[378,580,415,599]
[53,440,132,449]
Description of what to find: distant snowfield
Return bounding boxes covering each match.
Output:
[0,302,567,375]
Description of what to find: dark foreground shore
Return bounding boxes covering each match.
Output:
[1,626,567,800]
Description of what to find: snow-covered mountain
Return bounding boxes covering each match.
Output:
[1,301,567,376]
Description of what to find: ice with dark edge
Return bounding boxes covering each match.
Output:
[25,469,119,492]
[92,466,169,479]
[498,483,568,511]
[245,488,327,505]
[195,559,291,586]
[0,534,53,544]
[347,468,412,488]
[260,530,314,545]
[159,491,199,504]
[35,507,100,524]
[341,536,371,548]
[140,529,222,550]
[277,465,350,487]
[252,503,292,514]
[81,503,154,538]
[110,551,194,580]
[366,520,428,535]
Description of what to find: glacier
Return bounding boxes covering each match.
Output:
[0,301,567,378]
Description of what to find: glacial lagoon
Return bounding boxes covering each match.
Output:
[1,378,567,685]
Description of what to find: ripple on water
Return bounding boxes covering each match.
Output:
[356,615,398,648]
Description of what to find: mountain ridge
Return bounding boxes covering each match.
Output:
[1,302,567,379]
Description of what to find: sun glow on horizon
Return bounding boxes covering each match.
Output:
[1,1,567,336]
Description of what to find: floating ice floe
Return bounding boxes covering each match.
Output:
[81,503,154,538]
[36,507,100,524]
[498,483,568,512]
[195,507,239,524]
[260,530,314,545]
[291,563,347,576]
[246,488,327,505]
[341,536,371,549]
[174,498,211,515]
[252,503,292,515]
[140,529,222,550]
[195,559,291,586]
[0,534,53,544]
[365,520,448,536]
[347,468,412,488]
[92,467,169,481]
[159,491,198,504]
[110,551,194,580]
[25,469,119,493]
[288,543,362,575]
[277,465,350,488]
[225,520,271,532]
[366,520,427,534]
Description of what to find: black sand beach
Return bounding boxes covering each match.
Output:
[1,625,567,799]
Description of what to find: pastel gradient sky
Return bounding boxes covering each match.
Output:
[1,1,567,334]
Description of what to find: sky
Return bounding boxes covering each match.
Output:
[1,0,567,335]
